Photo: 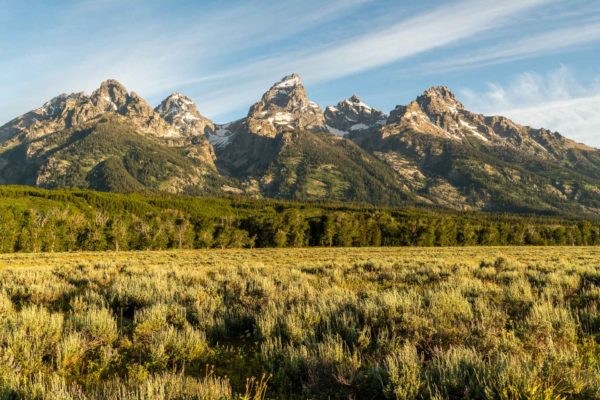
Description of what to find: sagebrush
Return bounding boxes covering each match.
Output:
[0,247,598,399]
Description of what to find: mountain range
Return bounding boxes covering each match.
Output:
[1,74,599,216]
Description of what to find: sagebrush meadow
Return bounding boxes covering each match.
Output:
[0,247,598,399]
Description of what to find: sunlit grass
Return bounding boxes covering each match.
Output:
[0,247,598,399]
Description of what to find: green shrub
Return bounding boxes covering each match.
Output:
[384,342,423,400]
[0,247,598,399]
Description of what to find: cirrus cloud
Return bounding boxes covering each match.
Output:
[460,66,600,148]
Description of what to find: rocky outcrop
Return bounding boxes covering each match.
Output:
[245,73,327,138]
[0,92,96,149]
[380,86,574,159]
[88,80,177,139]
[155,92,216,139]
[0,79,179,151]
[324,95,387,135]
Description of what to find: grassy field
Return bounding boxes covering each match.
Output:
[0,247,599,399]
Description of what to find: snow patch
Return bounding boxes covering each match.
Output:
[459,119,488,142]
[447,105,458,115]
[407,111,426,120]
[274,75,301,89]
[182,112,200,121]
[40,96,66,116]
[209,123,234,148]
[345,98,371,109]
[267,112,295,125]
[327,125,348,136]
[103,96,118,110]
[350,123,369,131]
[169,93,194,105]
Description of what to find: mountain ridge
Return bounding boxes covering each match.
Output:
[1,74,598,217]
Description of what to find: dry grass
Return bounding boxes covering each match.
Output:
[2,246,599,269]
[0,247,598,399]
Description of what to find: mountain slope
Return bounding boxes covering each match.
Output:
[0,80,181,151]
[215,74,332,176]
[215,75,416,204]
[0,115,227,194]
[349,86,600,215]
[252,130,415,204]
[0,74,599,216]
[154,92,217,167]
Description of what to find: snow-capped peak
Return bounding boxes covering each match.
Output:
[166,92,194,104]
[155,92,197,117]
[245,73,327,137]
[324,95,387,135]
[155,92,215,139]
[344,95,371,110]
[273,73,302,90]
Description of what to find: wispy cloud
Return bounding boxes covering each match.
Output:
[460,66,600,147]
[501,96,600,146]
[175,0,552,117]
[0,0,368,119]
[1,0,596,131]
[289,0,551,81]
[421,21,600,73]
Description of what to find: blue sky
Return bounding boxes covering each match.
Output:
[1,0,599,146]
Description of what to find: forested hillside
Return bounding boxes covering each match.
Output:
[0,186,599,253]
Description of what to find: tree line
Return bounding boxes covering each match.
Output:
[0,186,598,252]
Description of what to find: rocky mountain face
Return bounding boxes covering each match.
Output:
[215,74,326,177]
[0,80,222,193]
[1,74,599,216]
[324,95,387,135]
[155,93,215,139]
[154,92,216,165]
[245,74,327,138]
[0,80,176,151]
[352,86,600,214]
[380,86,568,159]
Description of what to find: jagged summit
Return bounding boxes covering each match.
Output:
[98,78,127,89]
[417,86,464,115]
[421,85,459,100]
[156,92,201,120]
[1,75,599,216]
[385,86,471,137]
[94,79,128,93]
[252,73,311,111]
[0,79,180,149]
[381,86,572,158]
[325,95,387,135]
[38,92,85,118]
[89,79,131,113]
[155,92,216,144]
[345,95,371,108]
[245,73,326,137]
[273,73,302,90]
